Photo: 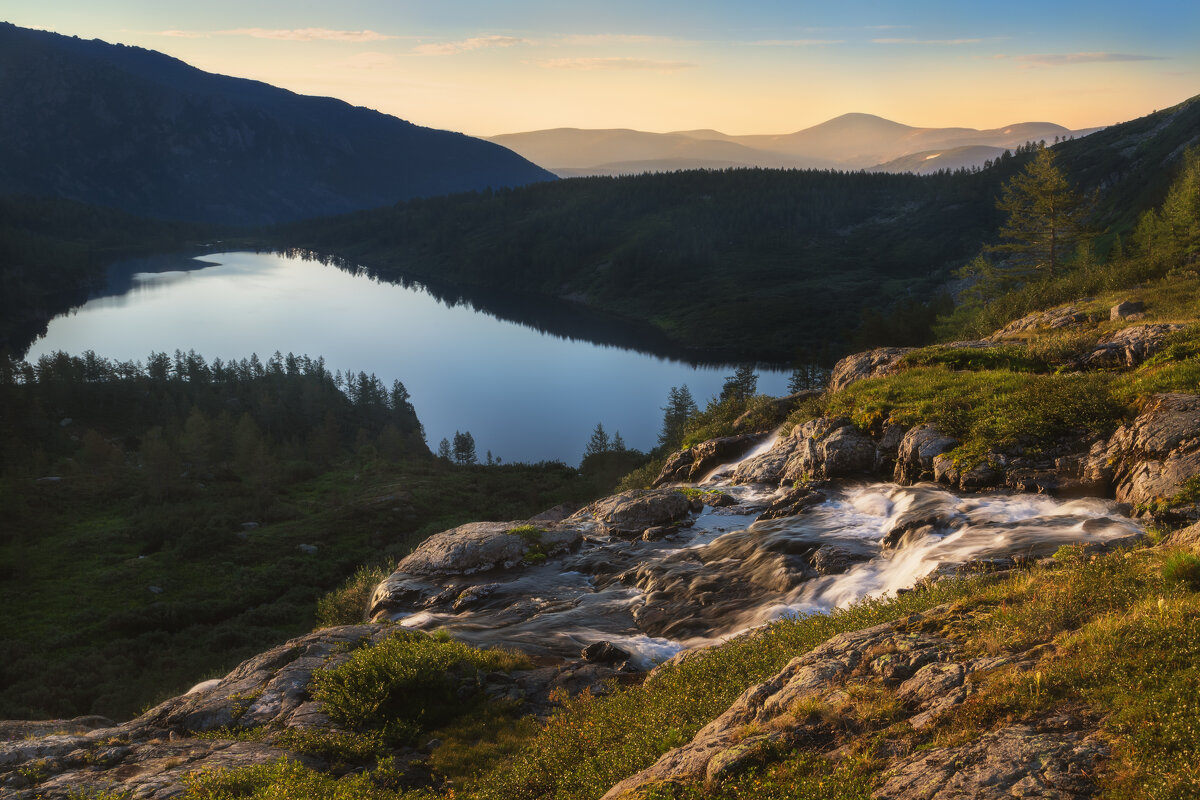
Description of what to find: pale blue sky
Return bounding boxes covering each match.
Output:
[7,1,1198,134]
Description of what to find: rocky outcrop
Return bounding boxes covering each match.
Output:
[653,434,765,486]
[987,304,1091,340]
[1080,323,1185,369]
[1107,393,1200,519]
[781,417,877,484]
[830,347,915,392]
[876,715,1107,799]
[600,611,1075,800]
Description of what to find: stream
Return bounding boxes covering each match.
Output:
[391,450,1143,668]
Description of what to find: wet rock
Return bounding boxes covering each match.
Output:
[882,490,967,550]
[893,425,959,485]
[782,418,876,483]
[731,436,799,485]
[392,521,583,577]
[700,491,737,508]
[652,434,766,486]
[1106,393,1200,520]
[642,525,676,542]
[757,487,826,521]
[875,715,1107,799]
[575,489,694,536]
[1111,299,1145,319]
[830,347,915,392]
[622,528,871,640]
[452,583,500,612]
[1081,323,1184,369]
[581,641,630,664]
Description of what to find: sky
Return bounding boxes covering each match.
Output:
[6,1,1199,136]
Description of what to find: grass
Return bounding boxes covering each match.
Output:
[316,565,390,628]
[822,367,1124,461]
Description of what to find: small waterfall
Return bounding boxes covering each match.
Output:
[699,429,782,485]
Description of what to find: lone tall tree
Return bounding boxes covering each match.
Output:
[991,146,1088,276]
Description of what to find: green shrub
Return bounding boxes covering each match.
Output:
[1163,552,1200,592]
[900,344,1046,373]
[315,565,390,628]
[309,631,530,745]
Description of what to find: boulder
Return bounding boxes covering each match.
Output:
[575,489,694,535]
[829,347,915,392]
[1111,299,1146,319]
[893,425,959,485]
[393,521,583,577]
[1106,393,1200,519]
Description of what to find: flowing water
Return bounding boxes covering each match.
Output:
[392,454,1142,667]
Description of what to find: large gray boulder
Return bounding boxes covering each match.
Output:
[393,521,583,577]
[1107,393,1200,519]
[574,489,694,535]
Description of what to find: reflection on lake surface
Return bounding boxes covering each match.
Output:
[25,251,789,463]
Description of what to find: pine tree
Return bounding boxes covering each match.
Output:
[990,146,1089,276]
[719,365,758,402]
[437,438,452,460]
[585,422,611,458]
[658,385,698,450]
[452,430,477,465]
[612,431,626,451]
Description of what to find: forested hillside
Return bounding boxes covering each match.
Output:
[272,95,1200,363]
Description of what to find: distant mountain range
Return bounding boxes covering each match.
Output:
[489,114,1105,176]
[0,23,554,224]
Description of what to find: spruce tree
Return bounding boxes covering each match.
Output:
[585,422,611,458]
[991,146,1089,276]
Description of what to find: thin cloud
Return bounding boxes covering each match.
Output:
[559,34,684,45]
[873,37,986,45]
[152,30,209,39]
[414,35,527,55]
[1014,52,1165,66]
[537,57,695,71]
[220,28,395,42]
[749,39,844,46]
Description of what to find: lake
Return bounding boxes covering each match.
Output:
[24,251,790,463]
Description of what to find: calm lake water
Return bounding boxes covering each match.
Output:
[24,251,789,463]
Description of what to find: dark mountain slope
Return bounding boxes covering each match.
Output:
[0,23,554,224]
